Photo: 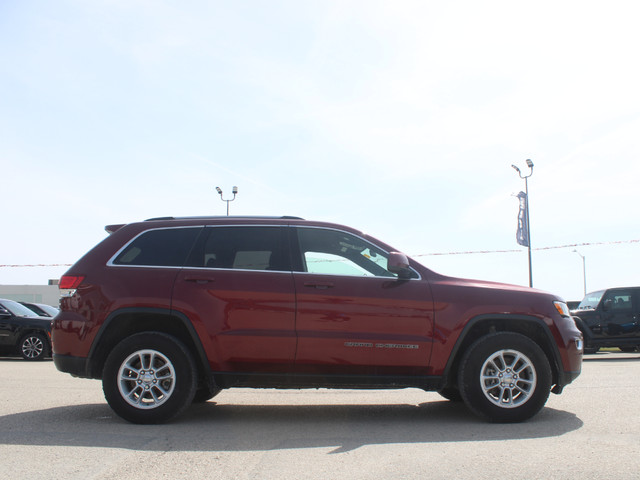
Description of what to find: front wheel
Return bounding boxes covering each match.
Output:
[458,332,551,423]
[102,332,197,424]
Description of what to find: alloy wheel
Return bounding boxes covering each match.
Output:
[480,349,537,408]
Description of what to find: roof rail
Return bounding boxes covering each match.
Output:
[144,215,304,221]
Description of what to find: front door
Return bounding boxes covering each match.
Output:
[600,289,639,338]
[291,226,435,376]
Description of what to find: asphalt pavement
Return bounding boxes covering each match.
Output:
[1,351,639,479]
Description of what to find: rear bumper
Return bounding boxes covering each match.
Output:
[53,354,92,378]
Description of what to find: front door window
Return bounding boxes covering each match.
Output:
[296,227,412,278]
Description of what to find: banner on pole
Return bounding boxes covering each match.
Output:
[516,191,529,247]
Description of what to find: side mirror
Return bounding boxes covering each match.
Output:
[388,252,412,279]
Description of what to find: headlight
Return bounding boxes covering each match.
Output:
[553,301,571,317]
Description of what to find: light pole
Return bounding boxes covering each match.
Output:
[216,186,238,216]
[512,159,534,287]
[572,249,587,296]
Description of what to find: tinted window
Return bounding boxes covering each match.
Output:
[187,226,287,271]
[113,227,201,266]
[296,227,398,278]
[603,290,634,311]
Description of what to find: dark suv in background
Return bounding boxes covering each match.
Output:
[571,287,640,353]
[0,299,52,360]
[52,216,583,424]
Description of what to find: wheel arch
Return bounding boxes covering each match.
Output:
[571,315,594,341]
[441,314,563,391]
[87,308,210,381]
[18,328,51,344]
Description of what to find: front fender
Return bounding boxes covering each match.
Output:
[571,316,594,341]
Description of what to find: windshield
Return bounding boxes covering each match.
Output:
[577,290,605,310]
[0,299,41,317]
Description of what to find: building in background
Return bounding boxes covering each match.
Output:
[0,280,61,307]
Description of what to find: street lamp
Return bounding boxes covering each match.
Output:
[512,159,534,287]
[572,249,587,296]
[216,186,238,216]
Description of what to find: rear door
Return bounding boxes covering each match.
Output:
[172,225,297,373]
[291,226,435,376]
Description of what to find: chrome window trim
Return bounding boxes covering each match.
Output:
[106,263,293,275]
[292,270,422,281]
[105,223,421,280]
[107,224,290,272]
[107,264,185,270]
[181,265,293,274]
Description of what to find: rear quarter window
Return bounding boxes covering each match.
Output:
[112,227,201,267]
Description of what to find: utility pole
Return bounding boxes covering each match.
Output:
[572,249,587,296]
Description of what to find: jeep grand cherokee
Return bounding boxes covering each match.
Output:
[52,216,583,424]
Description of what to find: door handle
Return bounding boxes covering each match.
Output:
[184,276,215,284]
[304,281,334,289]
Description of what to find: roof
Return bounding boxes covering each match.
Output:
[105,216,305,234]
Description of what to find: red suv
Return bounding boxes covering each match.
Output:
[52,216,583,424]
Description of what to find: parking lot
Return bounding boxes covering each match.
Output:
[1,352,639,480]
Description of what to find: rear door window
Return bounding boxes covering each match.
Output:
[186,226,289,271]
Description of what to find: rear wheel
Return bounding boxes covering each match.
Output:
[102,332,197,424]
[458,332,551,423]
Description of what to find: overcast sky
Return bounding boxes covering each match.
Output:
[1,0,639,301]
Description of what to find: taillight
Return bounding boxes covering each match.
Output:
[59,275,85,289]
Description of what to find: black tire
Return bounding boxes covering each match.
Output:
[19,332,48,361]
[583,346,599,354]
[438,386,463,402]
[458,332,551,423]
[102,332,197,424]
[192,384,222,403]
[619,347,638,353]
